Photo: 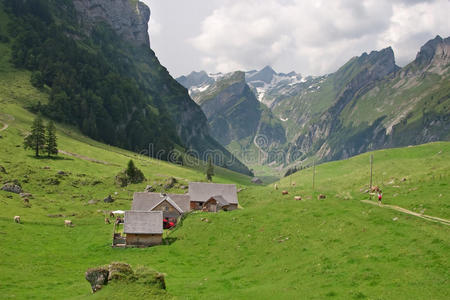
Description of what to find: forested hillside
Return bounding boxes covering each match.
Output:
[0,0,252,175]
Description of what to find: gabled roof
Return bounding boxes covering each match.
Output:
[149,196,184,214]
[124,211,163,234]
[132,192,164,211]
[189,182,238,204]
[133,192,190,213]
[167,194,190,212]
[210,195,230,206]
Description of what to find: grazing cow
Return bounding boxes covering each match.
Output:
[109,212,115,218]
[294,196,302,201]
[105,218,111,224]
[64,220,73,227]
[14,216,20,223]
[317,194,326,200]
[282,190,289,195]
[23,198,29,204]
[371,186,380,193]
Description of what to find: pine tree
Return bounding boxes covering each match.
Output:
[45,121,58,157]
[24,115,46,157]
[125,160,145,184]
[126,160,137,179]
[206,156,214,182]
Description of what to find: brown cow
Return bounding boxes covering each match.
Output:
[294,196,302,201]
[14,216,20,223]
[371,186,380,193]
[317,194,326,200]
[282,190,289,195]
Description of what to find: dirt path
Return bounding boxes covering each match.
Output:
[58,150,119,166]
[361,200,450,226]
[0,121,7,132]
[0,113,14,132]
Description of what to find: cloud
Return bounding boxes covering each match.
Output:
[190,0,450,75]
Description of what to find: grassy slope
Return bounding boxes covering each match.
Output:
[1,100,449,299]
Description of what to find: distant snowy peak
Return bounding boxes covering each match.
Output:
[177,66,316,106]
[245,67,310,107]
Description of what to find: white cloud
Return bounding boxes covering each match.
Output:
[190,0,450,75]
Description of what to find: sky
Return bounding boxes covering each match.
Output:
[142,0,450,78]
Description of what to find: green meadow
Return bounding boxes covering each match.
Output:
[0,54,449,299]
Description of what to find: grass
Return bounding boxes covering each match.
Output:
[1,102,448,298]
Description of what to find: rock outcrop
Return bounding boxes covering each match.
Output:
[1,183,23,194]
[85,262,166,293]
[73,0,151,47]
[85,266,109,293]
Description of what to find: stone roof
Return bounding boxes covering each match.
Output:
[210,195,230,206]
[132,192,190,213]
[189,182,238,204]
[124,211,163,234]
[132,192,163,211]
[167,194,191,213]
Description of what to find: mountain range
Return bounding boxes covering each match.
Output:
[177,36,450,172]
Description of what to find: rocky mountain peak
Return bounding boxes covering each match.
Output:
[73,0,151,47]
[177,71,213,89]
[247,65,276,83]
[414,35,449,66]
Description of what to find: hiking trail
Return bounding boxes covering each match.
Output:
[361,200,450,226]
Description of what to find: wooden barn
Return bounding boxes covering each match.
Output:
[123,211,163,247]
[189,182,239,212]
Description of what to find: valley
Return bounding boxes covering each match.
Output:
[178,37,449,181]
[0,0,449,299]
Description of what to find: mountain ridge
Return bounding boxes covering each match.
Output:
[178,36,449,174]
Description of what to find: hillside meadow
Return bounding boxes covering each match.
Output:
[1,52,449,299]
[0,101,449,298]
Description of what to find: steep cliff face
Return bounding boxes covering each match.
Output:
[70,0,251,175]
[290,37,449,163]
[73,0,150,47]
[2,0,252,175]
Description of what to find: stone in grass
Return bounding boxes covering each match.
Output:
[145,185,155,192]
[20,193,33,198]
[85,267,109,293]
[1,183,23,194]
[88,199,99,205]
[104,195,114,203]
[47,178,60,185]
